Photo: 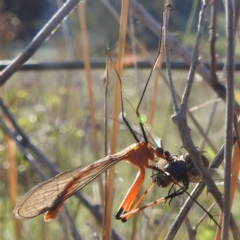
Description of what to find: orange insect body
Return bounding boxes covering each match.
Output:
[13,142,166,221]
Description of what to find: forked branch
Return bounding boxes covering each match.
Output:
[163,1,239,239]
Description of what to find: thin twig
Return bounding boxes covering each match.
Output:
[0,0,81,86]
[103,50,110,239]
[163,4,178,112]
[222,0,235,239]
[1,60,240,71]
[209,0,219,86]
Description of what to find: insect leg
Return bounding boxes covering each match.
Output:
[120,181,156,222]
[119,196,168,220]
[115,166,145,221]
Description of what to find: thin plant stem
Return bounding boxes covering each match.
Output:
[103,51,110,239]
[163,4,178,112]
[105,1,130,239]
[3,115,22,239]
[221,0,235,239]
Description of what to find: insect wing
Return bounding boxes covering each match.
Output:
[13,153,124,220]
[188,168,224,183]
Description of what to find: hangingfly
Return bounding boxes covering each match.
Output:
[13,4,196,223]
[13,142,168,221]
